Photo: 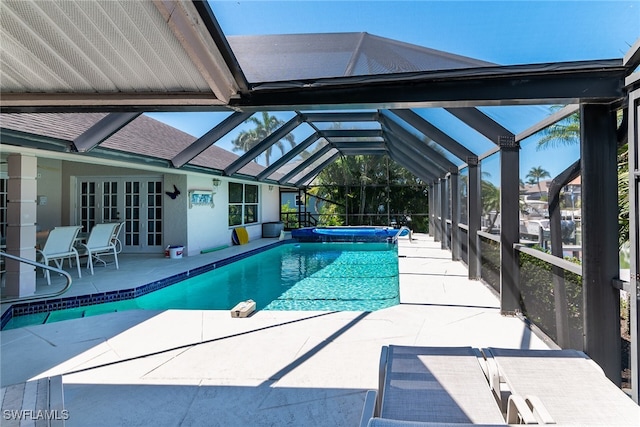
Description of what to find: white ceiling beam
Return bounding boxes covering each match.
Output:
[153,0,239,103]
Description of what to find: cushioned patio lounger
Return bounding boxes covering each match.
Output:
[360,346,508,426]
[484,348,640,426]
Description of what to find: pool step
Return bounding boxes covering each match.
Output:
[42,308,119,324]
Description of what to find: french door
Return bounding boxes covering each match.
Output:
[76,177,163,253]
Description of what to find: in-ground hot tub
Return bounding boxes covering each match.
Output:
[291,226,409,243]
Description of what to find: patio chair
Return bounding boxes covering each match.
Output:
[483,347,640,426]
[360,346,509,426]
[110,221,125,254]
[36,225,82,285]
[80,223,120,275]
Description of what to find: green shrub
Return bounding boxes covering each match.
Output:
[518,249,583,348]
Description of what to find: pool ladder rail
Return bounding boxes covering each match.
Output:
[0,251,73,304]
[391,226,413,244]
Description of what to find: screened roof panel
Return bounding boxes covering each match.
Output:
[227,32,492,83]
[189,141,263,174]
[0,112,255,173]
[299,109,378,114]
[236,121,316,175]
[0,112,105,141]
[287,148,339,184]
[313,121,381,131]
[476,106,557,136]
[411,108,496,156]
[144,112,233,138]
[211,111,296,169]
[101,115,257,173]
[328,136,384,143]
[266,138,331,180]
[105,115,191,161]
[381,112,464,167]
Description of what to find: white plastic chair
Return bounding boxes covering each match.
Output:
[36,226,82,285]
[81,223,120,275]
[111,221,125,254]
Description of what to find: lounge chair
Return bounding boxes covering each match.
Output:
[484,347,640,426]
[80,223,120,275]
[360,346,508,426]
[36,226,82,285]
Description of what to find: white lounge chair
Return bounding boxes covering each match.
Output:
[484,347,640,426]
[361,346,508,426]
[81,223,120,275]
[36,226,82,285]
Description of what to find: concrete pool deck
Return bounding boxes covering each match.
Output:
[1,234,551,426]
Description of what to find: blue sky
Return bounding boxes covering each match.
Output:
[211,0,638,64]
[147,1,638,182]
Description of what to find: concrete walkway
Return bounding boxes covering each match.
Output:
[1,234,549,426]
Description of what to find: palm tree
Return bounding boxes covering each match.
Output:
[536,112,580,151]
[314,154,429,229]
[231,112,295,166]
[232,128,259,154]
[481,179,500,232]
[536,108,628,247]
[526,166,551,199]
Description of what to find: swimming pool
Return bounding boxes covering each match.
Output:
[3,242,399,329]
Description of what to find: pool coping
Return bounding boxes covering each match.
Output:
[1,240,290,330]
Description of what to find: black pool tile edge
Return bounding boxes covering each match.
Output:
[1,240,289,330]
[1,307,13,330]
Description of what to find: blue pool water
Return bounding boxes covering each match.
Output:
[4,242,399,329]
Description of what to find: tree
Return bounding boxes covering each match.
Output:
[536,112,580,151]
[313,155,429,231]
[482,179,500,232]
[230,112,295,166]
[526,166,551,199]
[536,109,629,247]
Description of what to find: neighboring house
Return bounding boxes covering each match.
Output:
[563,176,582,208]
[0,113,285,256]
[520,179,551,201]
[520,179,550,218]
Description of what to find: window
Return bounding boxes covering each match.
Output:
[229,183,259,226]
